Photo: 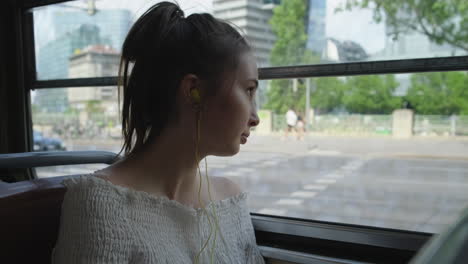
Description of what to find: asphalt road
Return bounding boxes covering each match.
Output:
[35,134,468,234]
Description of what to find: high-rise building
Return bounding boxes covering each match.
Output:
[213,0,278,67]
[35,9,132,112]
[37,24,112,80]
[36,24,113,112]
[306,0,326,55]
[68,44,120,118]
[53,9,132,53]
[213,0,280,109]
[321,38,368,63]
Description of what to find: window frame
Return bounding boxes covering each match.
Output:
[19,0,467,261]
[252,214,431,263]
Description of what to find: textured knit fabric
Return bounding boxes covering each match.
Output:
[52,175,265,264]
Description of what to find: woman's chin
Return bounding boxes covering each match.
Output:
[211,143,240,157]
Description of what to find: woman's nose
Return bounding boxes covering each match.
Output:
[249,112,260,127]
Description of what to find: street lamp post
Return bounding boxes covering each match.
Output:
[306,78,310,131]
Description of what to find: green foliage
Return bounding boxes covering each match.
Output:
[310,77,346,112]
[31,104,40,114]
[64,106,79,115]
[342,75,402,114]
[265,0,319,114]
[269,0,313,66]
[264,0,468,116]
[337,0,468,51]
[85,100,103,114]
[264,79,302,114]
[406,72,468,115]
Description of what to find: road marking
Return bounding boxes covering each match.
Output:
[236,167,255,173]
[291,191,317,198]
[223,171,241,177]
[304,184,328,190]
[263,160,279,166]
[324,173,344,179]
[316,179,337,184]
[257,208,287,215]
[276,198,303,205]
[342,165,361,170]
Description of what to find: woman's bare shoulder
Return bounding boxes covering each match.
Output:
[211,176,243,200]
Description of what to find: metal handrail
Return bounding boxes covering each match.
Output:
[0,151,119,169]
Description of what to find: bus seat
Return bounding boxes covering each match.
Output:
[0,151,117,263]
[0,175,79,264]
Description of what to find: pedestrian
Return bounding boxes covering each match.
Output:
[296,112,305,141]
[283,108,297,140]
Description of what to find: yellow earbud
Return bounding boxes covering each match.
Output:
[192,101,219,264]
[191,88,201,103]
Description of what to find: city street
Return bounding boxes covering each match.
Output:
[36,134,468,234]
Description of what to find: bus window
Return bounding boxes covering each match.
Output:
[2,0,468,263]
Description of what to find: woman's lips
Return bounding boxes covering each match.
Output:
[241,135,248,144]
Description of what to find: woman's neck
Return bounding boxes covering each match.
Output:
[98,123,212,206]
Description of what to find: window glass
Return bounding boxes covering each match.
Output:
[31,71,468,234]
[33,0,212,80]
[263,0,467,65]
[36,164,107,178]
[33,0,468,80]
[241,71,468,234]
[31,87,122,154]
[31,0,468,234]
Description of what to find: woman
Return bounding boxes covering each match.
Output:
[52,2,264,263]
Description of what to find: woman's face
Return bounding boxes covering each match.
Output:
[201,52,260,156]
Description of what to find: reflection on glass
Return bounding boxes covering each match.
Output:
[36,164,107,178]
[244,72,468,234]
[31,87,122,155]
[32,71,468,233]
[34,1,467,80]
[34,1,132,80]
[33,0,211,80]
[31,0,468,234]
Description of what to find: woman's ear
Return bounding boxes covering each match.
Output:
[180,74,202,107]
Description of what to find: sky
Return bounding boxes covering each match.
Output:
[33,0,386,55]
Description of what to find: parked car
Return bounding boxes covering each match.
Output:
[33,131,66,151]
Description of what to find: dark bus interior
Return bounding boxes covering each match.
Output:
[1,0,468,263]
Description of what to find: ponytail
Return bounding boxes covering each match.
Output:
[119,1,249,156]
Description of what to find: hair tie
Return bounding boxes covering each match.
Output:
[175,9,184,19]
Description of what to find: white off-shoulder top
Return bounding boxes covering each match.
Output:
[52,175,265,264]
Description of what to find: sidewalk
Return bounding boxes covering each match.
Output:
[246,133,468,160]
[64,133,468,161]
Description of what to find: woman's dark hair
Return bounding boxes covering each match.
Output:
[118,1,250,156]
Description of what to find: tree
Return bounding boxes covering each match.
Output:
[31,104,41,115]
[342,75,402,114]
[310,77,346,113]
[337,0,468,52]
[265,79,302,114]
[269,0,314,66]
[406,72,468,114]
[264,0,319,114]
[85,100,103,115]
